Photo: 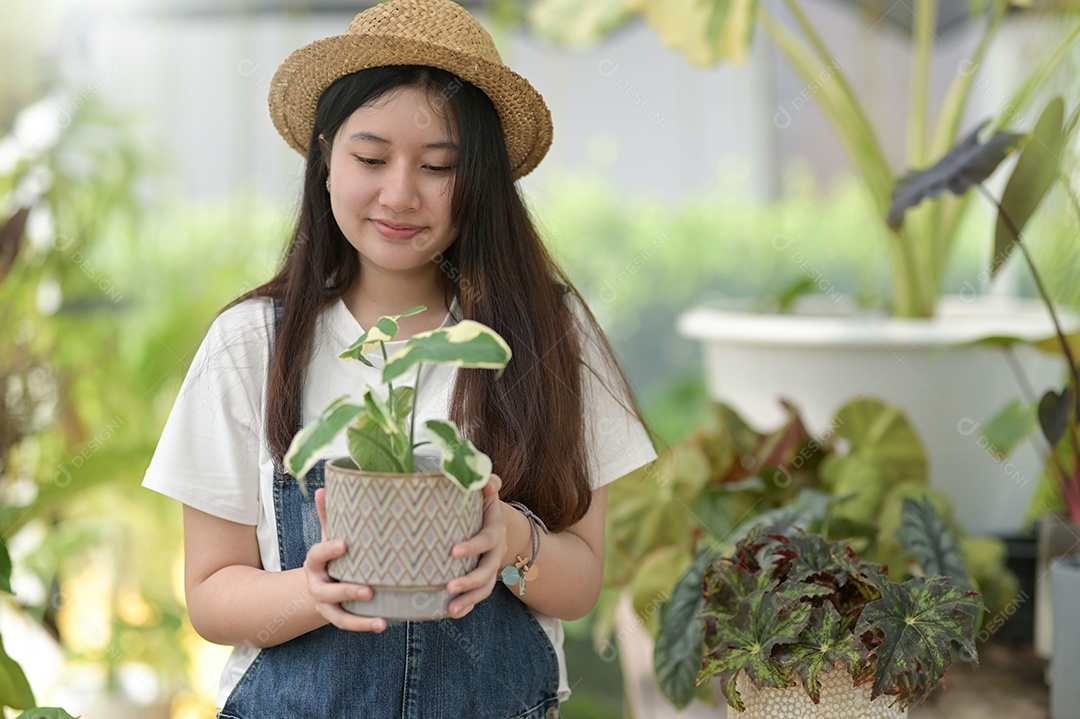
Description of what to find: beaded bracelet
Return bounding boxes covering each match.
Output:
[499,501,549,596]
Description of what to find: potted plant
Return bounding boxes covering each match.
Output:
[885,93,1080,697]
[283,306,512,621]
[529,0,1079,534]
[686,526,982,718]
[597,395,1016,716]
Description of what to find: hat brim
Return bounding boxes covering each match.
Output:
[268,33,553,179]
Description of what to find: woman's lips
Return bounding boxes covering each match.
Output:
[372,219,423,240]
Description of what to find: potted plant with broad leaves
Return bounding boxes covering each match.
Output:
[528,0,1080,536]
[284,306,511,621]
[674,524,980,718]
[886,93,1080,713]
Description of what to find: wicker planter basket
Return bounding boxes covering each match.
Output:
[324,456,483,621]
[731,669,908,718]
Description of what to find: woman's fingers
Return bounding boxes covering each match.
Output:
[303,536,386,633]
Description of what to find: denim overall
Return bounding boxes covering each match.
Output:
[217,299,561,719]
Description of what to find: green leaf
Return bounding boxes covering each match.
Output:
[654,551,715,709]
[0,540,12,594]
[388,385,415,423]
[625,0,758,66]
[383,320,512,383]
[887,121,1026,230]
[423,419,492,491]
[527,0,632,47]
[0,634,34,710]
[284,396,364,480]
[993,97,1066,276]
[980,398,1038,459]
[775,604,867,702]
[829,397,928,488]
[338,306,426,363]
[856,576,981,707]
[1038,387,1074,447]
[362,388,401,438]
[14,710,79,719]
[898,496,971,589]
[698,591,810,711]
[346,415,404,473]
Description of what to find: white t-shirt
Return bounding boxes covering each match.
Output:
[142,294,657,707]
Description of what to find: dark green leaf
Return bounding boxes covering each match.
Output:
[0,541,11,594]
[994,97,1065,276]
[856,576,981,707]
[0,207,29,285]
[775,604,867,702]
[887,121,1026,230]
[0,634,34,709]
[729,488,840,541]
[1038,387,1074,447]
[14,710,79,719]
[898,497,971,588]
[698,592,810,711]
[654,551,715,709]
[346,416,404,473]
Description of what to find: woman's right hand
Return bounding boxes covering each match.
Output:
[303,487,387,633]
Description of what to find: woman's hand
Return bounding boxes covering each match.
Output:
[445,473,507,619]
[302,487,387,633]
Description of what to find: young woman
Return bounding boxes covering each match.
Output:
[143,1,656,717]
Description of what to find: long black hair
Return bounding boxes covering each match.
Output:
[224,65,645,531]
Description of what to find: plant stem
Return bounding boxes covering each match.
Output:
[977,184,1080,488]
[409,362,422,470]
[908,0,936,168]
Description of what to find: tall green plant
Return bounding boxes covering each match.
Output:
[526,0,1080,316]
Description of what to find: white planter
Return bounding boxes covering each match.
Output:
[1050,554,1080,719]
[678,296,1074,535]
[732,669,907,718]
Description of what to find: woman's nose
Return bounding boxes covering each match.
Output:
[378,163,420,213]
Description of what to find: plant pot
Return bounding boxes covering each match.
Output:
[992,532,1038,644]
[678,295,1076,535]
[1050,555,1080,719]
[731,669,907,718]
[1035,514,1080,658]
[323,456,483,621]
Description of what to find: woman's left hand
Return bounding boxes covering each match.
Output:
[445,473,506,619]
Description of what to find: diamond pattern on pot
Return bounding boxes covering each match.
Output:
[325,463,483,587]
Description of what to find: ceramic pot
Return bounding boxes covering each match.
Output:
[732,669,907,719]
[324,457,483,621]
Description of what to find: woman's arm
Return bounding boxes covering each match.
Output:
[447,483,608,621]
[183,499,386,648]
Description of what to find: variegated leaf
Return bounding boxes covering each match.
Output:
[424,419,492,491]
[774,604,867,703]
[338,305,426,363]
[284,395,364,482]
[383,321,512,383]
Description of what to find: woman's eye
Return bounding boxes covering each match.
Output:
[426,165,456,173]
[354,156,382,166]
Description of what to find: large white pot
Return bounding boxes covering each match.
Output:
[678,296,1074,535]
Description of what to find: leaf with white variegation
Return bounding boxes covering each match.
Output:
[346,413,404,473]
[424,419,492,491]
[383,321,512,383]
[338,306,426,364]
[284,396,364,480]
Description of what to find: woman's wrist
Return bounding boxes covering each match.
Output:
[499,500,532,568]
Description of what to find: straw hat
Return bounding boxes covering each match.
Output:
[268,0,553,179]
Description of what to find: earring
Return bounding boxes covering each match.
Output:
[325,178,331,191]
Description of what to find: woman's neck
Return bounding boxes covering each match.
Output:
[342,271,451,337]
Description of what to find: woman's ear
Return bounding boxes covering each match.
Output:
[318,133,331,173]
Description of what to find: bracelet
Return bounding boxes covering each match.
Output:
[499,501,549,597]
